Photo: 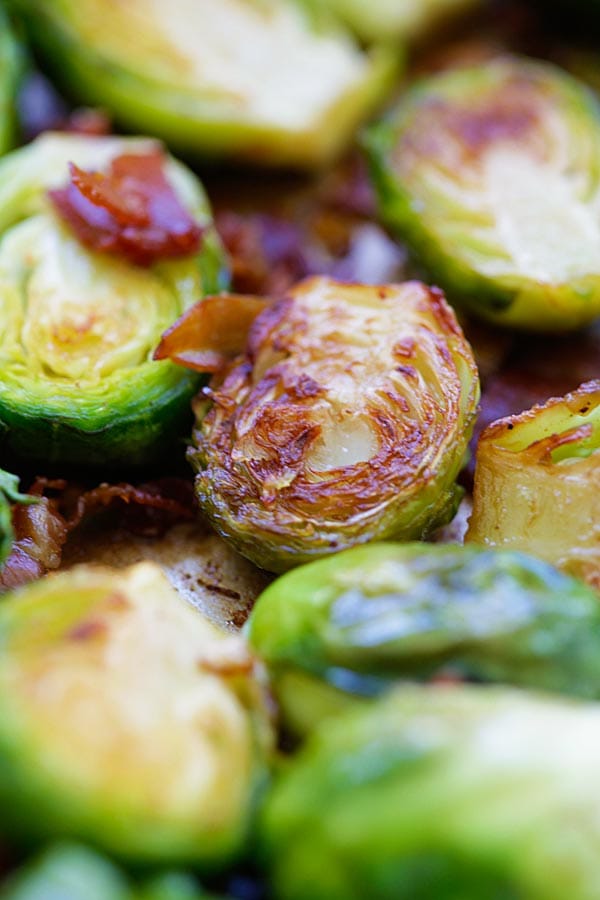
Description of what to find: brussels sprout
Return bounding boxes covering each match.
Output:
[366,57,600,331]
[10,0,397,169]
[0,9,23,155]
[0,469,36,567]
[247,542,600,733]
[188,277,480,573]
[263,684,600,900]
[0,843,130,900]
[467,379,600,590]
[0,562,273,866]
[315,0,479,44]
[0,132,226,466]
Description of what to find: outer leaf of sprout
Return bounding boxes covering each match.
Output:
[0,469,37,568]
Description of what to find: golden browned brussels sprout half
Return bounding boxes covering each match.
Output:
[367,57,600,331]
[315,0,479,44]
[11,0,397,168]
[0,133,226,466]
[188,277,480,573]
[467,380,600,590]
[262,685,600,900]
[0,563,273,866]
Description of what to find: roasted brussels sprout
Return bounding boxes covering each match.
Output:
[316,0,479,44]
[0,562,273,866]
[247,542,600,733]
[0,132,225,466]
[467,380,600,589]
[0,468,36,567]
[188,277,480,572]
[367,57,600,331]
[0,8,23,155]
[11,0,397,168]
[263,684,600,900]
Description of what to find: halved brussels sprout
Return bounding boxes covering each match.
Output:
[0,562,273,866]
[263,684,600,900]
[0,132,226,466]
[366,57,600,331]
[11,0,397,168]
[0,8,23,155]
[315,0,479,44]
[467,380,600,589]
[247,541,600,731]
[188,277,480,572]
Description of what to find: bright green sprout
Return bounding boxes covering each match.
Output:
[262,684,600,900]
[247,541,600,735]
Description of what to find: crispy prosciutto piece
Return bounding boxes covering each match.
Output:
[0,492,68,591]
[48,150,203,266]
[0,477,197,591]
[154,294,270,373]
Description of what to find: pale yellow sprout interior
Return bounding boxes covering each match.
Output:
[482,149,600,283]
[0,216,180,383]
[400,62,600,288]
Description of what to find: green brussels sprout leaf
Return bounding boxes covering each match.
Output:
[0,469,37,568]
